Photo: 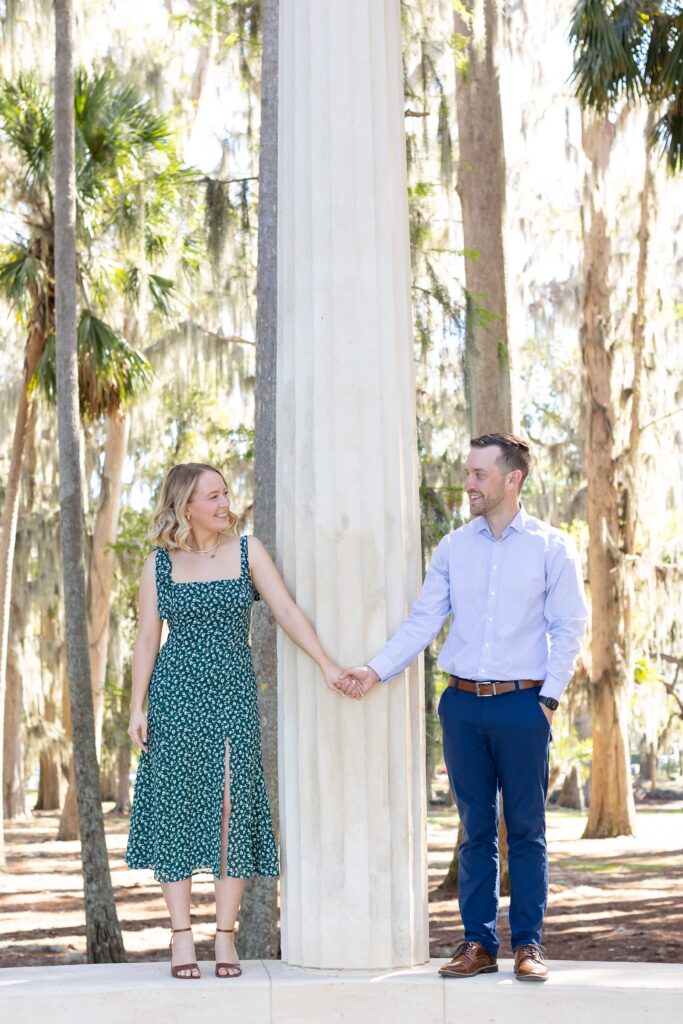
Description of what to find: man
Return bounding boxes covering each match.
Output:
[338,433,587,981]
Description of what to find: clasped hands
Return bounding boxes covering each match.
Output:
[331,664,380,700]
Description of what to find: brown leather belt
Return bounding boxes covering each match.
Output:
[448,675,543,697]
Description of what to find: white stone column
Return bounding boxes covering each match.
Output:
[277,0,428,970]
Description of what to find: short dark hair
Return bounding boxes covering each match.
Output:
[470,432,532,484]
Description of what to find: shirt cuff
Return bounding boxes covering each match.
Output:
[367,655,392,683]
[539,675,566,702]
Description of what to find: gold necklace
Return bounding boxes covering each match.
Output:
[187,535,221,558]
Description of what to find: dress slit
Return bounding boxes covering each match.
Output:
[220,736,232,878]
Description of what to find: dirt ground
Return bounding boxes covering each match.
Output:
[1,795,682,968]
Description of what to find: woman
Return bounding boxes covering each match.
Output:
[126,462,356,979]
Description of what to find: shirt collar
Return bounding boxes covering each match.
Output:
[473,504,528,539]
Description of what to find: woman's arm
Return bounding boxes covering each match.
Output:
[248,537,359,696]
[127,553,163,751]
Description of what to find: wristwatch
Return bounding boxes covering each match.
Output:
[538,695,559,711]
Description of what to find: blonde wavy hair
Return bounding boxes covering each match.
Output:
[149,462,240,550]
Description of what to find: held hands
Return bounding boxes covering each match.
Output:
[128,708,149,752]
[335,665,380,699]
[321,660,364,699]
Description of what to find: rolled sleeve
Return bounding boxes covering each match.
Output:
[369,536,452,682]
[540,539,588,701]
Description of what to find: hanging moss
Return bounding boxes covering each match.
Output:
[204,176,233,281]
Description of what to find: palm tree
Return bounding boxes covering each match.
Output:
[53,0,124,961]
[571,0,683,172]
[568,1,678,837]
[0,68,192,862]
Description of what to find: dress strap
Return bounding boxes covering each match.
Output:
[240,535,261,601]
[154,546,172,619]
[239,535,249,577]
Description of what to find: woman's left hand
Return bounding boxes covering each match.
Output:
[322,661,362,699]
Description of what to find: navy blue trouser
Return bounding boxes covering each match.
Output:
[438,682,551,956]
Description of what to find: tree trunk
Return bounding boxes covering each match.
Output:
[3,500,32,821]
[439,819,464,892]
[3,629,26,820]
[623,110,654,559]
[58,766,78,839]
[60,413,129,822]
[87,413,129,752]
[558,766,585,812]
[36,723,65,811]
[581,115,636,839]
[35,608,66,811]
[451,0,515,889]
[0,316,48,864]
[648,742,657,791]
[237,0,279,962]
[54,0,125,961]
[454,0,514,436]
[638,736,651,782]
[115,743,131,815]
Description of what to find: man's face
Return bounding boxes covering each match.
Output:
[464,446,508,517]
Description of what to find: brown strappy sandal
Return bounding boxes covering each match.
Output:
[169,926,200,979]
[215,927,242,978]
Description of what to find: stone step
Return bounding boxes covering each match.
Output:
[1,958,681,1023]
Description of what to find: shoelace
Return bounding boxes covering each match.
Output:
[452,940,481,959]
[516,943,546,962]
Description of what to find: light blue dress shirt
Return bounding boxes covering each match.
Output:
[368,506,588,702]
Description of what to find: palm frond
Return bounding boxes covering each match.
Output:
[0,244,46,315]
[77,311,154,419]
[659,13,683,95]
[179,233,202,281]
[569,0,642,110]
[33,312,153,419]
[0,74,54,202]
[570,1,683,171]
[650,97,683,171]
[148,274,175,317]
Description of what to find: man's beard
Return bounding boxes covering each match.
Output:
[468,484,506,517]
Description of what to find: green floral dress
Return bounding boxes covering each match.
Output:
[126,535,279,883]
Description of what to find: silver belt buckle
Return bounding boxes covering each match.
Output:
[475,680,496,697]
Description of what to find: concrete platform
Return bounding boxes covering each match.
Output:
[1,958,682,1023]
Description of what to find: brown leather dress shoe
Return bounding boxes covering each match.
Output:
[439,940,498,978]
[514,943,549,982]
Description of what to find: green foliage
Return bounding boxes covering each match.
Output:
[451,34,471,79]
[172,0,261,60]
[0,246,45,316]
[0,74,53,203]
[635,656,662,686]
[570,0,683,171]
[0,67,198,419]
[32,313,154,419]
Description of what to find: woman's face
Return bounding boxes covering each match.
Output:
[186,470,231,533]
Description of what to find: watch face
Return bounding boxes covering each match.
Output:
[540,696,559,711]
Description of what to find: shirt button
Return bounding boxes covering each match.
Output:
[485,642,490,647]
[490,591,495,596]
[488,617,493,622]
